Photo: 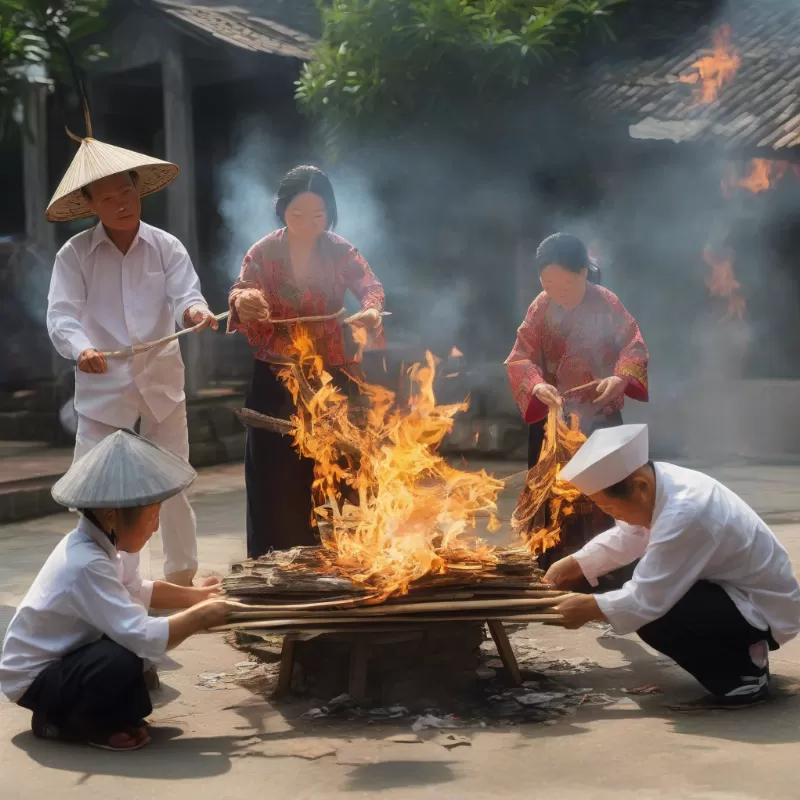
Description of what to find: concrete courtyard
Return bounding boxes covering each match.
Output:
[2,458,800,799]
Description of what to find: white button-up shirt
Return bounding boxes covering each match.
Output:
[47,222,207,428]
[573,462,800,645]
[0,517,170,702]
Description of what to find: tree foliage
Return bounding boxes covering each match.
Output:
[0,0,108,139]
[296,0,628,132]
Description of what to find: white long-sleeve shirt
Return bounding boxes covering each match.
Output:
[0,516,170,702]
[47,222,207,428]
[573,462,800,644]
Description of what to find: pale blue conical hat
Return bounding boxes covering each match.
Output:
[52,430,196,508]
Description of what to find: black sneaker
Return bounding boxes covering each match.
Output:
[666,683,769,712]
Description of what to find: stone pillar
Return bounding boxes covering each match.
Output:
[22,81,55,253]
[22,80,61,410]
[161,32,204,396]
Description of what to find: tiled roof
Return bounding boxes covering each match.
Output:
[151,1,318,59]
[583,1,800,152]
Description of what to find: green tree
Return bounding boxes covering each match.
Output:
[296,0,627,133]
[0,0,108,139]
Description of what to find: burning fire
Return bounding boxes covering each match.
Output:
[278,327,505,596]
[703,248,746,322]
[679,25,740,105]
[722,159,792,196]
[512,408,587,555]
[449,346,464,359]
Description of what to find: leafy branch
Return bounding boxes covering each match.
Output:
[0,0,108,140]
[296,0,628,133]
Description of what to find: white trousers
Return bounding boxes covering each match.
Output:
[73,402,198,578]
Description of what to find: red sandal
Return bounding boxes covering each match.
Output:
[88,727,151,752]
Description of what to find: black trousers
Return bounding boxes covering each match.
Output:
[244,360,359,558]
[637,580,777,697]
[245,360,317,558]
[18,638,152,737]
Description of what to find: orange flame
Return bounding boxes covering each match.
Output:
[450,346,464,359]
[513,408,587,555]
[703,248,746,322]
[679,25,741,104]
[722,159,790,196]
[351,325,368,363]
[278,328,505,597]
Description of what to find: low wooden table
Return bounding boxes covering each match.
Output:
[276,620,522,705]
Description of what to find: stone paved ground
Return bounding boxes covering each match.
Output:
[2,458,800,800]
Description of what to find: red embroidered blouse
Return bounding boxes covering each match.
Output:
[227,229,385,367]
[505,284,649,424]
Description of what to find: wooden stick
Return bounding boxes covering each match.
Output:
[226,596,563,621]
[224,595,381,612]
[562,380,600,399]
[276,636,296,695]
[252,308,392,326]
[233,409,294,435]
[487,621,522,687]
[265,308,347,325]
[233,407,362,459]
[211,612,563,632]
[102,311,230,358]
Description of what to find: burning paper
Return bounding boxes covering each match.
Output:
[511,408,587,555]
[277,327,505,596]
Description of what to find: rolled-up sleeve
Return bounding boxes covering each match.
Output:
[162,238,206,328]
[594,509,714,635]
[572,523,649,586]
[71,562,169,661]
[47,244,95,361]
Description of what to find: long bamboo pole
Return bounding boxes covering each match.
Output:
[210,612,563,632]
[225,595,564,621]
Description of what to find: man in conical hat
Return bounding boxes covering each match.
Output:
[0,431,231,751]
[45,123,217,586]
[545,424,800,709]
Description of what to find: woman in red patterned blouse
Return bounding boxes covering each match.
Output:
[228,166,385,557]
[505,233,649,570]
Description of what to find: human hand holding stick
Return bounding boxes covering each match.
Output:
[99,296,391,362]
[99,311,231,359]
[235,289,390,327]
[560,378,626,406]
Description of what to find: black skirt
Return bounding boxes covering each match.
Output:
[244,359,358,558]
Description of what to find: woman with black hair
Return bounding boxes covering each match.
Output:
[505,232,649,569]
[227,166,385,557]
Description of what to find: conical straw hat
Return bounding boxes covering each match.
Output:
[46,120,179,223]
[51,430,196,508]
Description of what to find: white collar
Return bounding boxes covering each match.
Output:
[88,221,155,255]
[77,515,119,561]
[645,462,668,531]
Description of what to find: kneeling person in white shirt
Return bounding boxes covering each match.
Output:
[0,431,230,751]
[46,133,219,587]
[545,425,800,710]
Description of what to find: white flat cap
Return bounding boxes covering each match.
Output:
[52,430,196,508]
[559,424,649,496]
